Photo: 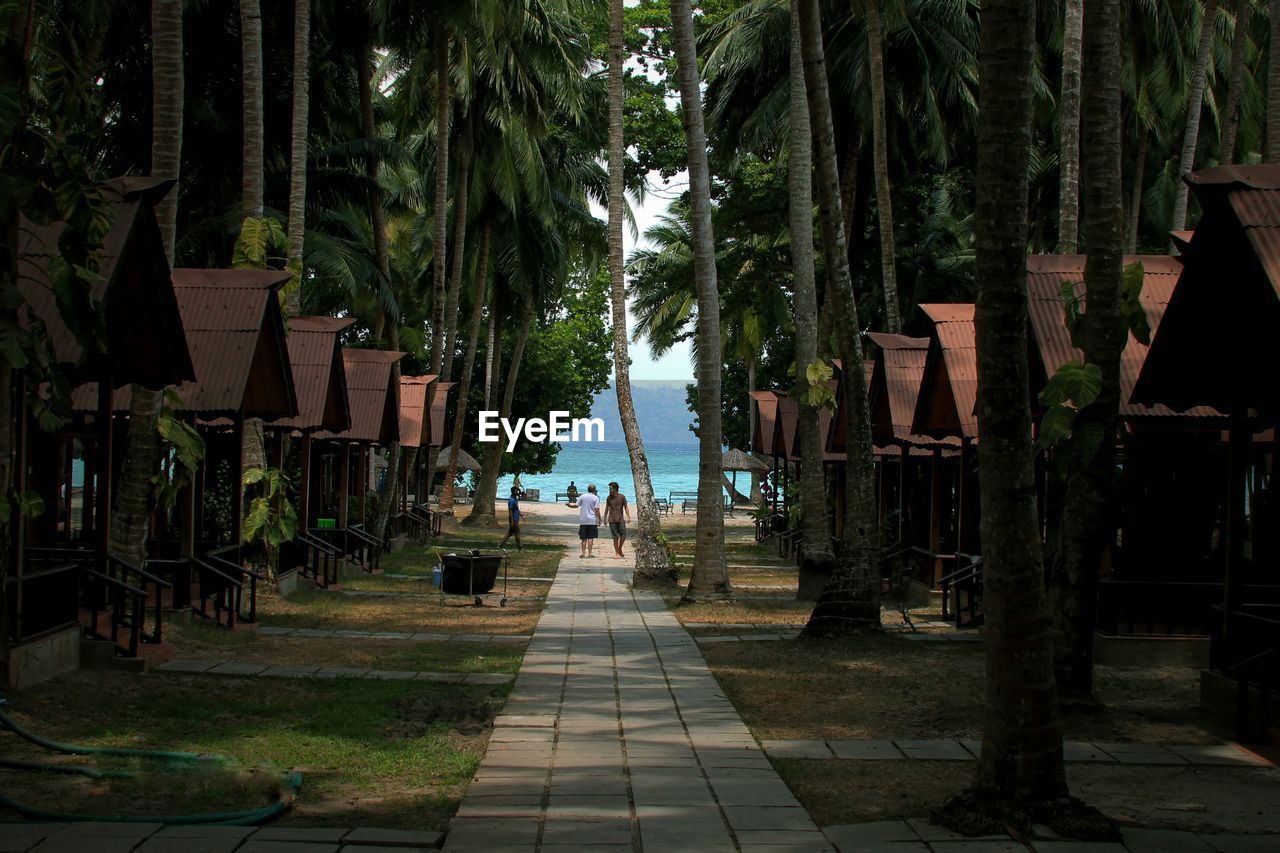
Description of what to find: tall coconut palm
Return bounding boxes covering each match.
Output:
[788,4,834,592]
[240,0,264,221]
[109,0,184,568]
[1218,0,1251,164]
[863,0,901,332]
[285,0,311,317]
[608,0,675,585]
[1058,0,1082,252]
[1048,0,1128,701]
[1270,0,1280,161]
[439,218,490,512]
[1171,0,1218,229]
[796,0,879,633]
[429,23,451,375]
[966,0,1066,812]
[670,0,729,601]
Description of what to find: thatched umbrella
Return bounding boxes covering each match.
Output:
[722,447,770,501]
[436,447,481,472]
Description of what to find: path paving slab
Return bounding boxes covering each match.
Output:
[135,838,242,853]
[1168,744,1273,767]
[1118,829,1212,852]
[827,739,906,760]
[342,828,445,847]
[893,739,973,761]
[1199,835,1280,853]
[237,843,340,853]
[762,739,834,759]
[207,661,268,676]
[253,828,349,843]
[1096,743,1187,765]
[155,658,219,673]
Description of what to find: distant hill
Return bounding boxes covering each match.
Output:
[589,379,696,445]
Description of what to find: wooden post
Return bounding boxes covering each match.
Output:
[14,376,29,633]
[230,413,245,550]
[957,438,971,554]
[178,417,196,559]
[898,444,908,544]
[1221,404,1250,660]
[95,379,113,562]
[929,446,943,584]
[357,446,367,524]
[299,434,313,530]
[338,444,350,528]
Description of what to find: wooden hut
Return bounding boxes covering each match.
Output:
[1132,165,1280,738]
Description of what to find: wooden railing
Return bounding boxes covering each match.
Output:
[1211,603,1280,742]
[939,554,983,628]
[296,531,339,588]
[192,546,261,628]
[1098,580,1280,637]
[102,552,171,646]
[347,525,382,573]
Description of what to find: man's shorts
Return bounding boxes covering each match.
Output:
[579,524,599,540]
[609,521,627,538]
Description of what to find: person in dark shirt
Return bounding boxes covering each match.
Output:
[500,486,522,550]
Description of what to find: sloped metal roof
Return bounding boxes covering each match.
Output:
[750,390,778,454]
[1025,255,1221,421]
[17,177,194,389]
[912,304,978,439]
[867,332,963,450]
[72,268,298,419]
[1136,165,1280,416]
[315,348,405,444]
[398,375,439,448]
[428,382,454,447]
[273,316,355,432]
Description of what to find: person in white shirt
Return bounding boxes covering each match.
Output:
[577,483,602,558]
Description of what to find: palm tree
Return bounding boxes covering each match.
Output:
[1218,0,1251,164]
[285,0,311,317]
[863,0,901,332]
[1058,0,1082,252]
[670,0,729,601]
[109,0,184,568]
[429,22,451,375]
[965,0,1066,812]
[1047,0,1129,701]
[1171,0,1218,230]
[240,0,265,221]
[796,0,879,633]
[608,0,675,586]
[1270,0,1280,161]
[439,217,490,511]
[788,4,834,586]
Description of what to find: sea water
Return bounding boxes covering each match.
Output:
[495,440,715,503]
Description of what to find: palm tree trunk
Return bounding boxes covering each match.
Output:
[359,34,401,543]
[440,218,491,512]
[429,26,451,376]
[1269,0,1280,161]
[864,0,901,332]
[110,0,185,568]
[1172,0,1218,230]
[484,309,496,409]
[789,4,834,598]
[465,302,533,527]
[239,0,267,478]
[240,0,264,220]
[609,0,675,586]
[1048,0,1127,704]
[966,0,1066,810]
[671,0,729,602]
[820,139,860,360]
[439,118,472,382]
[1058,0,1083,253]
[285,0,311,318]
[1126,130,1147,254]
[1219,0,1251,165]
[797,0,880,634]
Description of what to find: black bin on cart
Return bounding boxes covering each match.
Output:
[436,550,508,607]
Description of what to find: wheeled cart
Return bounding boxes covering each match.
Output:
[433,550,509,607]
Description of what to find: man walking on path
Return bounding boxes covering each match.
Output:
[500,486,522,551]
[578,483,601,558]
[605,481,631,559]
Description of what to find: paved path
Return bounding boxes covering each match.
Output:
[444,547,826,852]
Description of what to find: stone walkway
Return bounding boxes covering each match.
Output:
[3,822,442,853]
[761,738,1274,767]
[444,548,825,852]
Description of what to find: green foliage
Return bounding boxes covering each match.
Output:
[241,467,298,580]
[803,360,836,412]
[232,216,288,271]
[152,389,206,511]
[1120,261,1150,345]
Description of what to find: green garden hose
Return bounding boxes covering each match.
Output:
[0,705,223,763]
[0,700,302,825]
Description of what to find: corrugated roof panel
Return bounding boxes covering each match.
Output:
[316,349,406,444]
[273,317,355,432]
[866,332,960,450]
[429,382,454,447]
[750,390,778,455]
[915,304,979,439]
[398,375,435,448]
[17,177,193,388]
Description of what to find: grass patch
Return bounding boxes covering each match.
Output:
[701,634,1227,745]
[1,671,507,828]
[258,587,544,636]
[377,544,561,580]
[167,622,523,673]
